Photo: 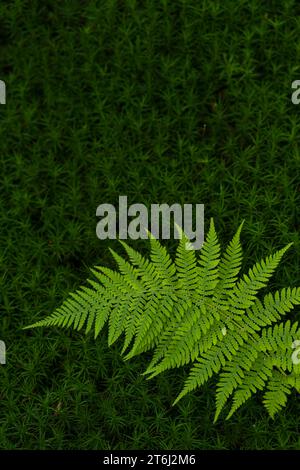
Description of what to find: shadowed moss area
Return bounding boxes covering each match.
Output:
[0,0,300,449]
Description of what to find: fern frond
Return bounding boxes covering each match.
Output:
[196,218,221,297]
[173,327,251,406]
[263,371,293,418]
[214,338,260,421]
[213,220,244,308]
[223,321,300,420]
[174,223,198,294]
[242,288,300,333]
[228,243,293,314]
[226,355,273,419]
[143,219,221,378]
[25,219,300,421]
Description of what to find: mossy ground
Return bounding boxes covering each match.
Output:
[0,0,300,449]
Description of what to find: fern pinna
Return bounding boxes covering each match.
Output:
[25,219,300,420]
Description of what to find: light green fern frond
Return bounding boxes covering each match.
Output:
[143,219,221,378]
[228,243,293,314]
[25,219,300,421]
[263,371,293,418]
[221,321,300,420]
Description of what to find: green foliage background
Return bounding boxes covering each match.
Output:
[0,0,300,449]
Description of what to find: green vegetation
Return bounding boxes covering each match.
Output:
[1,0,300,450]
[26,219,300,422]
